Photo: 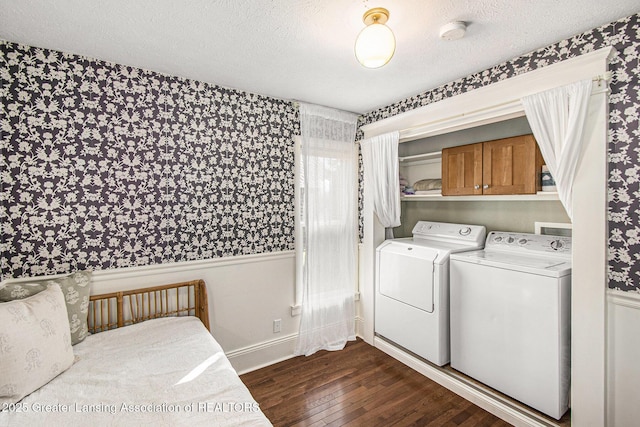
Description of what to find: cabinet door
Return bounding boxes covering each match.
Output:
[482,135,543,195]
[442,143,483,195]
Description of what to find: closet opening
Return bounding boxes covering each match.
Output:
[394,116,570,239]
[359,46,613,427]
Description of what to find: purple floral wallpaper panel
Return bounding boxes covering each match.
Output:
[0,42,298,279]
[2,13,639,292]
[358,13,640,292]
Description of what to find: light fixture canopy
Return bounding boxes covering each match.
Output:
[355,7,396,69]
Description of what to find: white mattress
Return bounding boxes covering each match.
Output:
[0,317,272,426]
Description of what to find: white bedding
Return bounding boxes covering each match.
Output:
[0,317,272,427]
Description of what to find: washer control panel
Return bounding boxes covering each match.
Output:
[486,231,571,256]
[412,221,486,246]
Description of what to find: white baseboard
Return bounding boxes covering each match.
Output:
[374,337,558,427]
[231,314,367,376]
[228,333,298,375]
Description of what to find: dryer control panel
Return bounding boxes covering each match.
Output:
[485,231,571,257]
[412,221,486,247]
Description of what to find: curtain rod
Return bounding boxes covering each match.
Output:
[592,71,613,84]
[300,74,611,117]
[356,72,613,143]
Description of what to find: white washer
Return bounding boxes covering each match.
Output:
[375,221,486,366]
[450,231,572,420]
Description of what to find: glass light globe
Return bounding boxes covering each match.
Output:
[355,23,396,69]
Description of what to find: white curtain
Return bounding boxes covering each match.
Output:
[361,131,401,239]
[521,79,593,220]
[295,103,358,357]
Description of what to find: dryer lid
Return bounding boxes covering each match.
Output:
[378,239,469,264]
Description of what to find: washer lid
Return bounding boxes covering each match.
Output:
[450,250,572,277]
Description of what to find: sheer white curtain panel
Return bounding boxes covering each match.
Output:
[361,131,401,239]
[295,103,358,357]
[521,79,593,220]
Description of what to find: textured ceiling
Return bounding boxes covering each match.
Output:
[0,0,638,113]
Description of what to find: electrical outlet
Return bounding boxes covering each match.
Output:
[273,319,281,333]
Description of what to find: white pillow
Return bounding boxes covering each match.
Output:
[0,284,74,404]
[0,271,92,345]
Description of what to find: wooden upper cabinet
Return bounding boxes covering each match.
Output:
[482,134,543,195]
[441,143,483,196]
[442,134,543,196]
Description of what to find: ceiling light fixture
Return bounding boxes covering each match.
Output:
[354,7,396,69]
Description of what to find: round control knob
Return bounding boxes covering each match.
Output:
[493,236,503,243]
[518,238,528,245]
[459,227,471,236]
[506,236,515,244]
[550,239,565,250]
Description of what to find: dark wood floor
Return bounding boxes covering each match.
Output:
[241,339,512,427]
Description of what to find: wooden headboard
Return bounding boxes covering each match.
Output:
[88,279,210,333]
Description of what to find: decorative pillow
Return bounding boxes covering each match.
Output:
[0,271,92,345]
[413,179,442,191]
[0,284,74,404]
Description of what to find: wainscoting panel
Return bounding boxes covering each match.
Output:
[607,290,640,426]
[92,251,298,372]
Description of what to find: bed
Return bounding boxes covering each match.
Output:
[0,277,272,426]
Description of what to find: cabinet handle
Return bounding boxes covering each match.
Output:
[474,185,480,190]
[483,184,490,189]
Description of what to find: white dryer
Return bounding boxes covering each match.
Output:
[375,221,486,366]
[450,231,572,420]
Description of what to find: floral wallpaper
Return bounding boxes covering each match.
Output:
[359,13,640,292]
[2,13,639,292]
[0,41,298,279]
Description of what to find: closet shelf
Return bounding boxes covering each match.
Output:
[399,151,442,164]
[401,192,559,202]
